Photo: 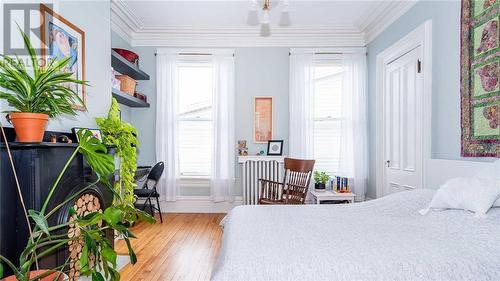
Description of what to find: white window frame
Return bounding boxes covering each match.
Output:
[176,61,214,179]
[312,56,344,176]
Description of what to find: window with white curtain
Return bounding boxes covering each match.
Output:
[177,63,214,177]
[312,60,344,176]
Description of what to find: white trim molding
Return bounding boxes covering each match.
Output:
[358,0,418,43]
[375,20,433,198]
[110,0,417,47]
[159,196,243,213]
[131,26,365,47]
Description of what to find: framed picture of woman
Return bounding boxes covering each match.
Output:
[40,4,86,110]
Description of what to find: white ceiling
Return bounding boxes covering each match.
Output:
[112,0,418,47]
[121,0,384,28]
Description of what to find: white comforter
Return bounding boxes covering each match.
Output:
[212,189,500,281]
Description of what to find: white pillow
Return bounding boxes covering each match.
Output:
[419,176,500,217]
[476,159,500,207]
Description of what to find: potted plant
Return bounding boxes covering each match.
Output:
[0,28,86,142]
[96,98,138,207]
[314,171,329,191]
[0,126,154,281]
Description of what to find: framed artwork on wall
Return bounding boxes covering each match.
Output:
[267,140,283,156]
[40,4,86,110]
[460,0,499,157]
[254,96,273,143]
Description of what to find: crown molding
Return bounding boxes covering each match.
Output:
[111,0,417,47]
[131,25,366,47]
[358,0,418,43]
[110,0,140,44]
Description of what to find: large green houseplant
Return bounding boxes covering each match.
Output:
[96,98,138,207]
[0,28,86,142]
[0,126,154,281]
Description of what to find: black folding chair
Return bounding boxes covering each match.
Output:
[134,162,164,223]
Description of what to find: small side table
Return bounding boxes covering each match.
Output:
[309,190,356,204]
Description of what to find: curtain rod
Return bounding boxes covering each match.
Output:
[155,52,235,56]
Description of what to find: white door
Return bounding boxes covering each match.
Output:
[383,46,423,196]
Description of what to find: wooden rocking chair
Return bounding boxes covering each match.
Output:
[258,158,315,205]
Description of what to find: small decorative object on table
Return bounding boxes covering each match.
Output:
[57,135,72,143]
[238,140,248,156]
[335,176,351,193]
[314,171,329,191]
[49,134,57,143]
[266,140,283,155]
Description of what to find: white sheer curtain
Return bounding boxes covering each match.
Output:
[289,49,368,201]
[289,52,315,159]
[210,54,236,202]
[156,53,180,202]
[338,53,368,201]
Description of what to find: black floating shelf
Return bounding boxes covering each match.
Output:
[111,50,150,80]
[112,88,150,108]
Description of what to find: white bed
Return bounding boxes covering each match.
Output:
[212,189,500,281]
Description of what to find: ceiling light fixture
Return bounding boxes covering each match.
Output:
[248,0,291,37]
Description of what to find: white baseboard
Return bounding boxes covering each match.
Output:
[158,196,243,213]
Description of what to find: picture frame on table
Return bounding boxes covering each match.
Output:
[267,140,283,156]
[72,128,102,142]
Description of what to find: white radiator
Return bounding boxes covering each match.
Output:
[238,156,285,205]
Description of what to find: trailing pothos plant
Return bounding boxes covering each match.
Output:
[96,98,138,209]
[0,127,154,281]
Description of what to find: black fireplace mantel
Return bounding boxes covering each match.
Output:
[0,141,113,276]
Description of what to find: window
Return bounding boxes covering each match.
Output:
[312,60,344,176]
[177,62,214,177]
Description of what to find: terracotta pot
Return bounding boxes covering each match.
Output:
[8,113,49,143]
[2,270,64,281]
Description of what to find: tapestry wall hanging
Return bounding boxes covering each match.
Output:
[461,0,500,157]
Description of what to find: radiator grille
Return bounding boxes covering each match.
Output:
[242,160,284,205]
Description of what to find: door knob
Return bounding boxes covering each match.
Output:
[385,160,390,167]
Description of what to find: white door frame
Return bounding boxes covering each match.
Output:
[375,20,433,198]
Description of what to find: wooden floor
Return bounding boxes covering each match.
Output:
[115,213,226,281]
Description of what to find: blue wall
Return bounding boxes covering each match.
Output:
[366,0,493,198]
[111,32,290,196]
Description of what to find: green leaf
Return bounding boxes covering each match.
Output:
[108,267,120,281]
[103,207,122,225]
[0,262,3,278]
[28,209,49,235]
[76,129,114,183]
[80,243,89,273]
[101,246,117,268]
[69,206,77,216]
[124,237,137,264]
[135,208,156,224]
[92,272,105,281]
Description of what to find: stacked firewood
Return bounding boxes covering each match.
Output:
[67,193,103,280]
